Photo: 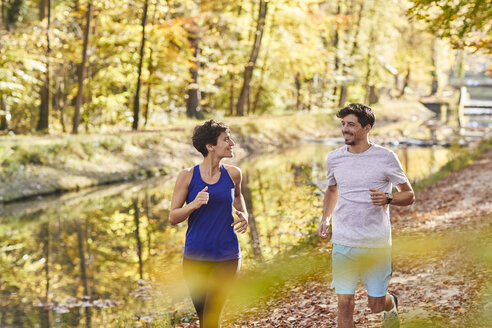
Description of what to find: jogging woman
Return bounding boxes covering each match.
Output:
[169,120,249,328]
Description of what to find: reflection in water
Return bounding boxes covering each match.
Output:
[394,146,451,183]
[41,221,52,327]
[241,173,263,260]
[134,199,144,281]
[0,144,455,326]
[76,218,92,328]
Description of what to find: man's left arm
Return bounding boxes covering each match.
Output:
[370,182,415,206]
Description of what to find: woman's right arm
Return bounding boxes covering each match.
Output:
[168,169,209,225]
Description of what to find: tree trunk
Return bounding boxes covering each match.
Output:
[252,85,262,114]
[37,0,51,133]
[367,85,378,105]
[339,1,364,107]
[0,0,4,38]
[132,0,149,130]
[4,0,23,30]
[56,67,68,132]
[0,3,3,130]
[143,66,152,127]
[295,72,302,111]
[0,94,7,130]
[236,0,268,116]
[430,37,439,95]
[229,73,235,116]
[364,73,372,105]
[338,85,348,107]
[364,26,375,105]
[72,0,92,134]
[84,63,92,133]
[39,0,47,20]
[247,88,251,114]
[308,87,313,111]
[399,67,410,97]
[431,72,438,95]
[247,0,258,43]
[252,2,276,114]
[332,2,341,96]
[0,1,2,50]
[83,13,98,133]
[186,26,201,118]
[144,3,158,127]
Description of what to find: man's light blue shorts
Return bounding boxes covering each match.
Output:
[331,243,392,297]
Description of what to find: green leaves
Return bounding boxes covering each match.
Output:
[408,0,492,50]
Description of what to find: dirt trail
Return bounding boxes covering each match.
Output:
[391,149,492,233]
[177,149,492,327]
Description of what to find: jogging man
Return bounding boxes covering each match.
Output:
[317,103,415,328]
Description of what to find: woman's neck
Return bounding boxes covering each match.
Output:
[200,156,221,177]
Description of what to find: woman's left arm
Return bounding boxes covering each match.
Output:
[226,165,249,233]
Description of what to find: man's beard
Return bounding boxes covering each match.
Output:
[344,133,354,145]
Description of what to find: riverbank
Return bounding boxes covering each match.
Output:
[0,113,330,202]
[0,100,435,203]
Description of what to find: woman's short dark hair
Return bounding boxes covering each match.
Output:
[336,103,375,128]
[192,120,229,157]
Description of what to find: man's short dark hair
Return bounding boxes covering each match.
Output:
[192,120,229,157]
[337,103,375,128]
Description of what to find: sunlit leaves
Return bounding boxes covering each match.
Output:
[408,0,492,50]
[0,0,463,132]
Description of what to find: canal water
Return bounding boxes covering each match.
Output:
[0,143,455,327]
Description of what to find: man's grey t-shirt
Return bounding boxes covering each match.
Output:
[326,144,408,248]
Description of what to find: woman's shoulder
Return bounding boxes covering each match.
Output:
[176,166,195,184]
[223,164,242,182]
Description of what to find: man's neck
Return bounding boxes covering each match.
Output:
[347,141,371,154]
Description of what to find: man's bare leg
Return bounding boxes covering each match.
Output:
[338,294,356,328]
[367,294,394,313]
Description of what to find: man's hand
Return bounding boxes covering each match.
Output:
[232,210,248,233]
[369,188,388,206]
[191,186,209,209]
[317,218,332,240]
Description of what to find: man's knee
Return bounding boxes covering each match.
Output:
[367,296,385,313]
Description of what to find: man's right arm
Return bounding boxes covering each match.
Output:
[317,185,338,239]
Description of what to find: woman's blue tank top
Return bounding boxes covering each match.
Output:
[184,164,241,261]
